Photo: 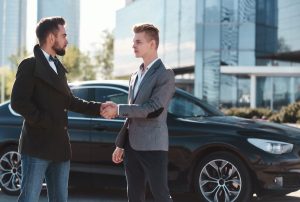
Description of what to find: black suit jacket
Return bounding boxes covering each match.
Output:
[11,44,101,161]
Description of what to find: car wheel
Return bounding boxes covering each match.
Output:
[194,151,252,202]
[0,146,21,195]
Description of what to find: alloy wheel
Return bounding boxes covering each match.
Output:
[0,151,21,193]
[199,159,241,202]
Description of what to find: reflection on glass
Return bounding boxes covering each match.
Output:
[273,77,290,110]
[295,78,300,102]
[256,77,271,108]
[278,0,300,51]
[69,88,90,118]
[237,76,250,107]
[220,75,250,108]
[168,94,206,117]
[203,51,221,106]
[220,75,237,108]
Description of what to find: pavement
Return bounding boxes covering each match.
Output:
[0,188,300,202]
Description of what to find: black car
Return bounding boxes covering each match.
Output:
[1,80,300,201]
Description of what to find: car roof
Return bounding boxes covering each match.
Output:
[69,80,129,88]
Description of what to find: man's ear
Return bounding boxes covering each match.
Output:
[150,39,156,49]
[48,33,55,45]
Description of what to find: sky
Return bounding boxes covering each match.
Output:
[26,0,125,53]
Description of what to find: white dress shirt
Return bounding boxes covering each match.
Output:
[133,58,159,98]
[41,49,58,74]
[117,58,160,117]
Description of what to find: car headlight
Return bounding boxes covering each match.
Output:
[247,138,293,154]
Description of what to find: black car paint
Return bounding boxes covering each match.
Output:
[0,81,300,200]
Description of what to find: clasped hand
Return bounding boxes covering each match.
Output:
[100,101,118,119]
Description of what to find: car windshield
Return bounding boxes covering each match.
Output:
[168,90,224,118]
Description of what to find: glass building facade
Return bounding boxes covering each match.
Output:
[0,0,27,67]
[37,0,80,47]
[114,0,196,76]
[114,0,300,110]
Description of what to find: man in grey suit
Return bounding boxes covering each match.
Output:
[102,24,175,202]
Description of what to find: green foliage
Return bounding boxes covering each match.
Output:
[94,30,114,79]
[269,102,300,123]
[61,45,96,82]
[0,48,31,101]
[0,67,16,101]
[223,102,300,123]
[8,47,30,71]
[222,107,273,119]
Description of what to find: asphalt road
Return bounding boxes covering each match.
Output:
[0,188,300,202]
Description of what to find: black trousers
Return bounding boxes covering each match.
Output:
[124,141,173,202]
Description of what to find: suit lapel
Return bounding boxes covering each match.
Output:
[33,45,70,96]
[133,59,162,103]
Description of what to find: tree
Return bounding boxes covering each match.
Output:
[0,48,31,102]
[277,37,291,53]
[94,30,114,79]
[8,48,30,71]
[61,45,96,81]
[0,67,15,102]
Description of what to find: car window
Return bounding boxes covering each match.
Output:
[69,88,90,118]
[168,94,207,117]
[95,88,128,104]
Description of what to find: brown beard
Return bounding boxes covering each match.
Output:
[52,41,66,56]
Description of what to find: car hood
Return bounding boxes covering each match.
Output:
[183,116,300,140]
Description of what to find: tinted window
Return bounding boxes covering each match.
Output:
[69,88,90,118]
[95,88,128,104]
[168,94,207,117]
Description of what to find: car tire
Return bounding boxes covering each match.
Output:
[194,151,252,202]
[0,146,21,195]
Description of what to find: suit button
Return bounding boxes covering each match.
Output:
[64,108,67,112]
[64,126,67,130]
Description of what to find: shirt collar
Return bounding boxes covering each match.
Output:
[140,58,160,72]
[41,48,54,62]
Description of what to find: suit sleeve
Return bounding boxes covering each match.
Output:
[11,58,52,128]
[118,69,175,118]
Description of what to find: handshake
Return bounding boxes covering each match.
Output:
[100,101,118,119]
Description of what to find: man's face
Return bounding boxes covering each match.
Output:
[132,32,153,58]
[52,25,68,56]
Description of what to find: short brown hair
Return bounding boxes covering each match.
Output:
[133,24,159,49]
[36,16,65,46]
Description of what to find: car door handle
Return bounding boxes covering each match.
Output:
[93,124,108,130]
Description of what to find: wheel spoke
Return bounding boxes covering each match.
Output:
[224,187,231,202]
[202,166,219,181]
[224,183,239,198]
[0,155,13,169]
[204,184,219,196]
[1,172,13,187]
[209,161,222,178]
[10,175,16,189]
[200,179,218,187]
[213,186,221,202]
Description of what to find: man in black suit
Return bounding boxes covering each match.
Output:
[11,16,106,202]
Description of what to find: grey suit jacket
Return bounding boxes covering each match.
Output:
[115,59,175,151]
